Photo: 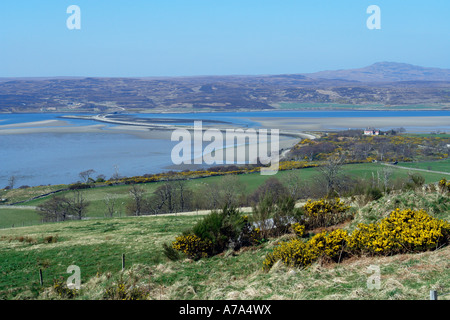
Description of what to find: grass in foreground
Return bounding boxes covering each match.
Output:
[0,189,449,300]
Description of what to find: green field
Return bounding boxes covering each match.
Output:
[397,159,450,173]
[1,162,448,229]
[0,208,42,228]
[0,188,449,300]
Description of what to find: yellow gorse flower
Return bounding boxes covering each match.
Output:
[263,208,450,270]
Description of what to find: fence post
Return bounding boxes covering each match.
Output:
[39,269,43,286]
[122,254,125,271]
[430,290,438,300]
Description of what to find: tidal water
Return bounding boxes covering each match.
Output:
[0,110,449,187]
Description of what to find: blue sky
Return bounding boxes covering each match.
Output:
[0,0,449,77]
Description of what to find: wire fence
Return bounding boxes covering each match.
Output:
[430,290,450,300]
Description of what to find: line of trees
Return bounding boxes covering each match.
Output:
[36,190,89,222]
[124,175,248,216]
[121,153,432,216]
[35,154,433,220]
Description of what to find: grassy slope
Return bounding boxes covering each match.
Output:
[0,190,449,300]
[1,161,449,228]
[397,159,450,173]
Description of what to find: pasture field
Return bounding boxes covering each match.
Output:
[0,188,449,300]
[1,161,448,229]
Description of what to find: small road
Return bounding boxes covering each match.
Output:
[382,163,450,176]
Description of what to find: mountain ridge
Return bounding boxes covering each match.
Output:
[302,62,450,82]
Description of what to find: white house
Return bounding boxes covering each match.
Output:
[364,128,380,136]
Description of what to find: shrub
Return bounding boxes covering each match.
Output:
[248,177,288,205]
[303,197,351,229]
[272,197,304,236]
[251,196,274,238]
[263,208,450,270]
[365,187,383,202]
[263,238,317,270]
[251,196,304,238]
[405,173,425,191]
[69,183,91,190]
[438,178,450,193]
[262,229,350,270]
[349,208,450,255]
[162,242,183,261]
[52,277,78,299]
[43,235,58,244]
[171,234,212,260]
[171,206,261,259]
[103,278,148,300]
[291,223,305,237]
[308,229,350,262]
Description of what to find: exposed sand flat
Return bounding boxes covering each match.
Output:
[251,116,450,131]
[0,119,70,129]
[0,121,174,138]
[0,124,107,135]
[188,134,300,165]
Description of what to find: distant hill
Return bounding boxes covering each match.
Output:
[304,62,450,82]
[0,62,450,113]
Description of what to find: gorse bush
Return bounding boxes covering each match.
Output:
[439,178,450,193]
[303,197,351,229]
[171,234,212,260]
[169,206,261,260]
[52,277,78,299]
[262,229,349,270]
[291,223,305,237]
[263,208,450,271]
[308,229,350,262]
[349,208,450,255]
[103,278,149,300]
[263,238,316,270]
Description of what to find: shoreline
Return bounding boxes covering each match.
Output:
[1,103,450,115]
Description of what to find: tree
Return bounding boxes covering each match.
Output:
[36,195,70,222]
[249,177,288,205]
[126,184,146,216]
[219,175,246,208]
[317,155,345,196]
[152,183,176,213]
[8,176,16,190]
[281,171,303,200]
[67,190,90,220]
[79,169,96,183]
[103,194,117,217]
[172,179,194,213]
[378,167,393,193]
[96,174,106,183]
[111,165,121,181]
[193,181,221,210]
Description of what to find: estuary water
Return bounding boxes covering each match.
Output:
[0,110,449,187]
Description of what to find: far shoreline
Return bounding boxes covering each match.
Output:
[0,102,449,116]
